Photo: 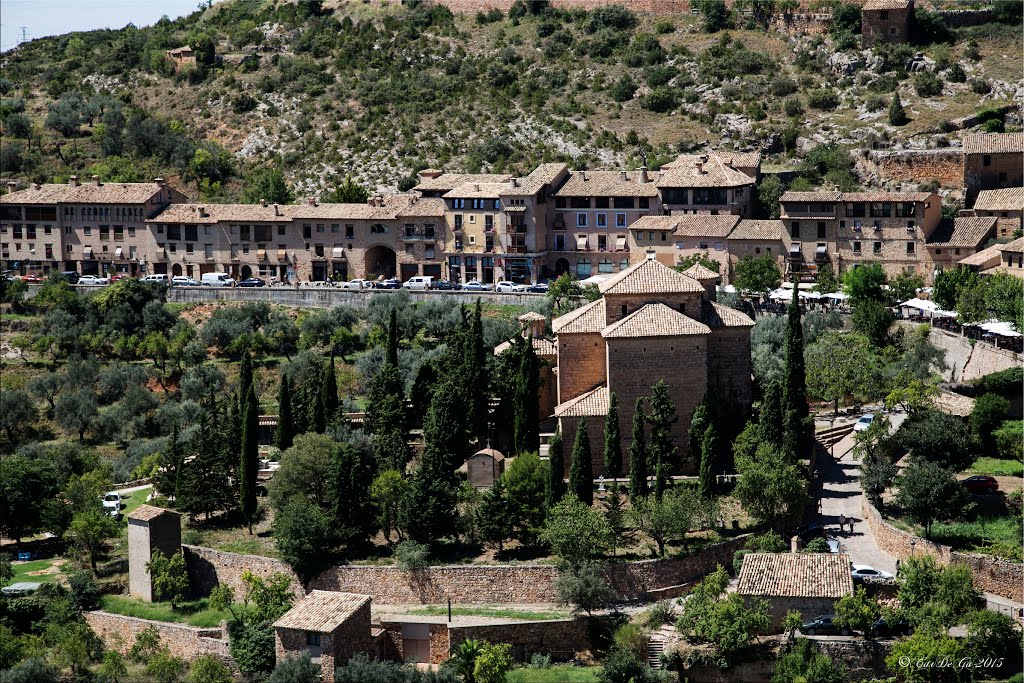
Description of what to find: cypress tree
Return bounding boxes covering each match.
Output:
[324,352,339,422]
[568,422,593,506]
[783,409,803,462]
[648,380,678,501]
[698,424,718,498]
[512,338,540,456]
[157,424,183,502]
[386,309,400,367]
[464,301,488,442]
[687,400,710,465]
[545,428,566,510]
[629,398,648,501]
[276,376,295,450]
[888,91,908,126]
[292,380,308,436]
[421,379,468,473]
[603,392,622,479]
[237,352,253,415]
[783,283,807,420]
[239,384,259,532]
[759,380,784,447]
[408,360,437,429]
[330,441,377,549]
[308,362,326,434]
[368,363,409,471]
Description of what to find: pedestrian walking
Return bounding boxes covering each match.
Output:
[838,514,847,532]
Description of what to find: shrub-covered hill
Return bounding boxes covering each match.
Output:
[0,0,1020,201]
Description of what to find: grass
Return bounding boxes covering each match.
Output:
[506,665,602,683]
[967,458,1023,478]
[99,595,237,628]
[928,517,1023,560]
[120,488,152,520]
[407,605,570,621]
[7,558,62,586]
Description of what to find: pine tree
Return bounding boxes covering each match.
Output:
[324,352,339,422]
[568,422,593,506]
[603,392,622,479]
[647,380,678,501]
[476,479,510,552]
[629,398,649,502]
[545,428,566,510]
[330,441,377,549]
[699,424,718,498]
[239,384,259,532]
[687,400,710,466]
[276,376,295,450]
[888,91,908,126]
[759,380,784,447]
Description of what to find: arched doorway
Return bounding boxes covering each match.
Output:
[172,263,183,276]
[364,245,397,279]
[241,265,253,279]
[554,258,570,276]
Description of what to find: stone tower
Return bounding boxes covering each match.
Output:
[127,504,182,602]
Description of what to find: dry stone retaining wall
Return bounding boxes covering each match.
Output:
[867,149,964,188]
[863,498,1023,603]
[84,611,231,662]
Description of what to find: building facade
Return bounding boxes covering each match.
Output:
[861,0,913,47]
[971,187,1024,239]
[963,133,1024,206]
[924,216,997,274]
[655,152,760,218]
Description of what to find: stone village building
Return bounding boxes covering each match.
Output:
[963,133,1024,207]
[550,256,753,478]
[860,0,913,48]
[970,187,1024,240]
[737,552,854,631]
[273,591,373,683]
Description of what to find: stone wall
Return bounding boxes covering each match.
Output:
[449,618,591,661]
[867,149,963,188]
[962,339,1022,382]
[84,611,231,662]
[862,498,1023,603]
[163,286,544,310]
[898,323,1023,383]
[184,537,748,605]
[555,331,606,404]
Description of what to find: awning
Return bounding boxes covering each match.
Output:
[789,243,801,254]
[823,292,849,301]
[83,247,94,259]
[332,247,344,259]
[257,248,267,260]
[615,236,626,251]
[115,247,124,258]
[277,249,287,261]
[504,206,527,213]
[576,235,588,251]
[816,245,827,256]
[972,320,1022,337]
[899,298,938,312]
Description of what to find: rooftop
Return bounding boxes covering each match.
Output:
[598,257,705,295]
[148,196,446,224]
[554,170,659,198]
[127,504,178,522]
[957,243,1004,268]
[554,385,610,418]
[413,172,512,194]
[780,191,933,203]
[779,191,843,203]
[504,163,569,197]
[518,311,547,322]
[626,214,740,237]
[701,300,755,328]
[273,591,371,633]
[729,219,786,241]
[442,182,510,200]
[999,237,1024,254]
[656,153,758,189]
[863,0,912,10]
[552,298,606,335]
[602,303,711,339]
[737,553,854,599]
[682,263,720,281]
[962,132,1024,155]
[2,180,172,206]
[926,216,998,249]
[974,188,1024,212]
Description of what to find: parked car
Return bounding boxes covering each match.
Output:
[433,280,462,290]
[495,281,527,293]
[200,272,234,287]
[463,280,492,291]
[19,274,43,284]
[961,475,998,495]
[800,615,850,637]
[526,282,549,294]
[827,537,841,554]
[853,413,874,432]
[851,565,894,581]
[141,274,170,284]
[60,271,81,284]
[237,277,266,288]
[110,274,131,282]
[171,276,200,287]
[403,275,435,291]
[374,278,401,289]
[101,491,122,517]
[338,279,370,290]
[867,617,911,638]
[77,275,109,286]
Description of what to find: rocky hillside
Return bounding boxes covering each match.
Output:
[0,0,1020,202]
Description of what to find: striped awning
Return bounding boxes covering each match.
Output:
[83,246,94,259]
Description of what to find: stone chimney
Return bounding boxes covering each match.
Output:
[306,196,317,206]
[91,175,101,186]
[154,177,165,186]
[69,175,79,187]
[619,171,628,181]
[580,171,588,182]
[198,207,209,218]
[645,250,656,261]
[473,184,480,192]
[638,168,649,183]
[6,181,17,194]
[417,168,443,180]
[510,177,519,188]
[259,198,267,207]
[274,204,282,216]
[790,535,803,553]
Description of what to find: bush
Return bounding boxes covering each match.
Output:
[946,63,966,83]
[864,94,886,112]
[971,394,1011,455]
[610,75,637,102]
[394,540,430,570]
[970,79,992,95]
[269,653,321,683]
[993,421,1023,460]
[888,92,908,126]
[693,0,732,33]
[783,96,802,117]
[655,19,674,34]
[641,87,677,113]
[807,89,839,111]
[770,76,798,97]
[914,71,943,97]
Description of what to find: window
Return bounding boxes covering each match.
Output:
[426,246,435,259]
[615,213,627,228]
[554,234,566,251]
[873,241,882,253]
[598,235,607,251]
[331,224,339,233]
[485,235,493,252]
[66,244,74,253]
[316,224,325,233]
[306,632,321,647]
[906,241,915,254]
[468,235,476,245]
[817,222,826,239]
[449,256,460,268]
[314,244,324,257]
[935,249,942,255]
[425,225,435,239]
[576,260,592,277]
[169,243,177,253]
[791,222,800,239]
[576,213,587,227]
[880,10,889,19]
[277,225,286,236]
[205,244,213,259]
[484,215,493,231]
[599,259,613,273]
[12,225,22,239]
[184,225,198,241]
[468,214,475,224]
[983,155,992,167]
[114,227,124,241]
[596,213,607,227]
[714,241,724,251]
[596,197,609,209]
[44,226,51,235]
[453,199,465,209]
[613,197,633,209]
[345,224,354,238]
[454,215,463,229]
[555,197,566,208]
[465,256,476,269]
[45,245,53,259]
[239,225,250,241]
[302,224,312,239]
[185,243,194,253]
[639,197,650,209]
[100,226,110,240]
[493,200,500,210]
[699,242,709,250]
[839,221,846,228]
[405,244,415,255]
[852,242,861,254]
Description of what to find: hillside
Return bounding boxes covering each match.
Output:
[0,0,1020,202]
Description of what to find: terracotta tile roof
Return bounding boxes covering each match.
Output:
[957,243,1004,268]
[974,188,1024,212]
[552,298,606,334]
[555,170,659,198]
[413,173,512,193]
[926,217,997,248]
[599,257,705,295]
[672,215,741,238]
[737,553,853,599]
[656,154,758,188]
[962,133,1024,155]
[602,303,711,338]
[840,192,934,203]
[863,0,912,10]
[628,216,681,231]
[999,237,1024,254]
[148,197,447,224]
[505,163,569,196]
[780,191,842,202]
[701,300,755,328]
[554,385,610,417]
[2,181,172,205]
[273,591,370,632]
[519,311,546,321]
[682,263,720,281]
[148,203,291,224]
[729,219,786,241]
[442,182,508,200]
[127,504,177,522]
[494,336,556,357]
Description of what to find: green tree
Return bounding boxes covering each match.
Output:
[852,298,895,347]
[0,389,35,442]
[970,393,1010,455]
[603,485,629,558]
[568,422,593,506]
[474,642,513,683]
[843,263,888,305]
[329,440,377,547]
[734,254,782,296]
[541,494,611,568]
[475,479,511,552]
[321,174,369,204]
[503,453,548,546]
[269,433,335,512]
[239,382,259,532]
[99,651,128,683]
[698,424,718,498]
[186,655,233,683]
[814,262,839,294]
[273,495,338,586]
[555,562,613,616]
[323,352,339,423]
[230,624,277,679]
[65,507,118,571]
[241,166,294,204]
[399,433,460,545]
[687,401,711,465]
[783,283,808,421]
[371,470,407,543]
[833,586,881,635]
[893,460,971,538]
[806,332,878,414]
[628,399,648,501]
[933,266,977,311]
[55,387,98,442]
[887,630,966,683]
[603,392,622,478]
[735,443,808,530]
[545,428,566,510]
[888,91,908,125]
[889,272,925,304]
[772,638,848,683]
[511,337,540,456]
[694,0,732,31]
[630,487,697,557]
[146,650,186,683]
[147,550,189,608]
[894,410,975,471]
[647,380,678,500]
[447,639,484,683]
[366,363,408,472]
[676,565,770,659]
[269,653,321,683]
[275,376,295,450]
[757,174,785,219]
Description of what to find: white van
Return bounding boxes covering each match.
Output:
[140,274,169,284]
[403,275,434,291]
[201,272,235,287]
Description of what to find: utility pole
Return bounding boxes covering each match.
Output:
[20,27,28,45]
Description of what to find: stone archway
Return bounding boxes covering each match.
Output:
[555,258,570,276]
[364,245,397,279]
[241,264,253,279]
[171,263,183,276]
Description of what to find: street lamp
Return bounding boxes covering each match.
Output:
[909,539,916,556]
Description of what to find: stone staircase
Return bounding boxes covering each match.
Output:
[646,636,665,669]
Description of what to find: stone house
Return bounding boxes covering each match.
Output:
[963,133,1024,206]
[655,152,760,218]
[127,505,182,602]
[273,591,373,683]
[628,214,739,280]
[0,177,186,276]
[551,256,753,477]
[737,553,854,631]
[996,237,1023,278]
[165,46,196,69]
[724,219,787,281]
[494,311,558,425]
[463,448,506,488]
[924,216,997,274]
[972,187,1024,239]
[861,0,913,47]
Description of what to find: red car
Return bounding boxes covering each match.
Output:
[961,475,998,495]
[19,274,42,283]
[110,274,131,282]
